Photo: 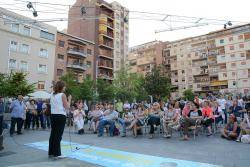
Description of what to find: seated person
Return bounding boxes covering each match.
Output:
[118,107,134,137]
[221,114,239,140]
[147,102,163,139]
[182,103,202,140]
[229,100,243,118]
[127,103,145,137]
[212,101,224,124]
[162,103,179,138]
[73,102,85,134]
[88,104,103,134]
[98,103,118,137]
[201,101,214,136]
[237,109,250,142]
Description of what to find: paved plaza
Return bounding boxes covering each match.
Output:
[0,127,250,167]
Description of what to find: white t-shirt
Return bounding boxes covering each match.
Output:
[217,98,226,110]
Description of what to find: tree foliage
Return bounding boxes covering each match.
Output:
[183,89,195,101]
[96,79,115,102]
[113,67,147,102]
[144,66,171,101]
[0,72,35,97]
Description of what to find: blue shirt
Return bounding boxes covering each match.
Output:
[230,105,243,117]
[10,100,25,118]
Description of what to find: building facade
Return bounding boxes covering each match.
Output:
[162,24,250,97]
[68,0,128,81]
[111,1,129,74]
[126,41,166,76]
[54,31,95,82]
[0,7,57,91]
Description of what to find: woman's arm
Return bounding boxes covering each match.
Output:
[232,122,238,133]
[62,94,71,110]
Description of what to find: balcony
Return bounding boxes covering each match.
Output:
[98,62,113,70]
[99,41,114,50]
[99,32,114,39]
[210,80,228,87]
[67,48,87,58]
[100,13,114,20]
[98,73,113,80]
[67,62,87,71]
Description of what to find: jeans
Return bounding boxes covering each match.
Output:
[48,114,66,157]
[44,115,51,128]
[10,117,23,135]
[24,112,32,129]
[147,116,161,134]
[118,118,126,134]
[0,115,3,135]
[223,109,227,124]
[98,119,115,136]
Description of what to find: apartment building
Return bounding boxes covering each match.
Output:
[127,41,166,76]
[54,31,95,83]
[162,24,250,97]
[0,7,57,92]
[68,0,128,81]
[111,1,129,74]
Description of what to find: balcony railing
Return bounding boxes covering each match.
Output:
[98,62,113,69]
[67,62,87,71]
[210,80,228,86]
[98,73,113,80]
[99,42,114,49]
[67,48,87,58]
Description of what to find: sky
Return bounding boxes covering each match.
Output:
[1,0,249,47]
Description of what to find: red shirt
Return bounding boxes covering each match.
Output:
[202,107,214,120]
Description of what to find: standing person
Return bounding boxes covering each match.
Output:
[9,95,26,136]
[229,100,243,118]
[217,95,227,124]
[83,100,89,117]
[43,100,51,129]
[194,94,202,109]
[36,99,45,129]
[26,99,37,130]
[48,81,71,159]
[0,96,4,150]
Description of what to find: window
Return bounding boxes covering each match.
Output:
[37,81,45,90]
[116,22,120,29]
[229,45,234,50]
[87,49,92,55]
[229,37,233,41]
[86,61,91,66]
[38,64,47,73]
[232,72,236,76]
[8,59,17,69]
[20,61,28,71]
[223,73,227,77]
[40,30,55,41]
[239,43,244,49]
[220,39,224,44]
[116,61,120,68]
[233,81,237,86]
[20,44,29,54]
[39,48,48,58]
[238,35,243,40]
[10,41,18,51]
[241,61,246,65]
[57,69,63,76]
[182,70,185,74]
[230,54,235,58]
[240,53,245,57]
[57,54,64,60]
[11,23,19,33]
[58,40,65,47]
[23,26,31,36]
[231,63,236,67]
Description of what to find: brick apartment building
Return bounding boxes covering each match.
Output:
[68,0,128,81]
[54,31,95,83]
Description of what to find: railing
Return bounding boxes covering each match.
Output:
[67,62,87,71]
[67,48,87,58]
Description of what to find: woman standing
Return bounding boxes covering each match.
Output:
[48,81,71,159]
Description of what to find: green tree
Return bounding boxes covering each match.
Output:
[78,76,95,101]
[2,72,35,97]
[113,67,147,102]
[60,72,80,100]
[96,79,115,102]
[144,66,171,101]
[183,89,195,101]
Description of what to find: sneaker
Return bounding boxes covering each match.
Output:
[163,134,168,138]
[149,134,154,139]
[166,134,171,138]
[97,134,103,137]
[53,155,66,160]
[236,138,241,142]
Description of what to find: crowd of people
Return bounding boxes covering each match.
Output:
[1,85,250,155]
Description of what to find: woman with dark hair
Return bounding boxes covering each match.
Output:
[201,101,214,136]
[48,81,71,159]
[221,114,239,140]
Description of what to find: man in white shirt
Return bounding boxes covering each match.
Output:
[217,95,227,123]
